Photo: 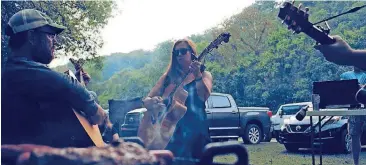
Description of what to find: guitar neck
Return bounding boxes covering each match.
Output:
[78,70,86,87]
[302,24,335,45]
[71,62,86,87]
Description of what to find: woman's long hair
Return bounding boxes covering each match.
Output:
[165,38,198,82]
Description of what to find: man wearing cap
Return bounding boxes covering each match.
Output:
[2,9,112,148]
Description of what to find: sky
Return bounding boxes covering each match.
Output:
[49,0,256,67]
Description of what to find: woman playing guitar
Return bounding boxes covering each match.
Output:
[140,38,213,159]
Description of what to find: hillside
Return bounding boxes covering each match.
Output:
[60,1,366,109]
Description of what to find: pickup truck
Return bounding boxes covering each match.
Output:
[206,93,272,144]
[119,93,272,144]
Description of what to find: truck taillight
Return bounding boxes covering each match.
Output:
[267,111,273,118]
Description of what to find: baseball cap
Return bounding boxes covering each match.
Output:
[5,9,66,36]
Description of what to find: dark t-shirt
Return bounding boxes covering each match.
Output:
[2,57,98,148]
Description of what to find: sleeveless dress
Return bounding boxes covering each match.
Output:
[165,80,211,159]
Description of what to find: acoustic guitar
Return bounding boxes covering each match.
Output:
[63,59,105,147]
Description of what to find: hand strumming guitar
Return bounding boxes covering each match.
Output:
[88,104,112,127]
[143,96,166,117]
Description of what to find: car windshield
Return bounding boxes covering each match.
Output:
[280,105,308,115]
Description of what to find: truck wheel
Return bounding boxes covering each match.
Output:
[284,144,299,152]
[243,124,262,144]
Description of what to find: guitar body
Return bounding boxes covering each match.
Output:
[73,110,105,147]
[65,62,105,147]
[158,83,189,149]
[138,83,189,150]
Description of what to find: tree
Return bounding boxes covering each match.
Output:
[1,1,118,67]
[77,1,365,111]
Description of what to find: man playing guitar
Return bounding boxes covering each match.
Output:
[2,9,112,148]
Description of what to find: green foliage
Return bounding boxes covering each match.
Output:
[1,0,117,67]
[62,1,366,110]
[100,50,153,81]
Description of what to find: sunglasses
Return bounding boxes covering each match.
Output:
[172,48,190,56]
[32,29,58,41]
[34,29,62,49]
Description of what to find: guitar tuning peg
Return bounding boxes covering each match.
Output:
[294,27,302,34]
[290,0,296,10]
[286,15,291,21]
[298,3,303,11]
[297,3,302,13]
[287,25,293,30]
[292,20,297,26]
[304,7,309,20]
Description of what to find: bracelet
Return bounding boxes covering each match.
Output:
[195,76,203,82]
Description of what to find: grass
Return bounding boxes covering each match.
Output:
[213,140,366,165]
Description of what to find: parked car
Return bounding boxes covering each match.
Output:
[120,108,146,137]
[120,93,272,144]
[206,93,272,144]
[271,102,311,142]
[278,108,366,153]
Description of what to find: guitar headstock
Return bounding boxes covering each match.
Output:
[197,32,231,61]
[69,58,85,70]
[278,1,335,45]
[64,70,78,81]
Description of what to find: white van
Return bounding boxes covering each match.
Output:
[271,102,313,141]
